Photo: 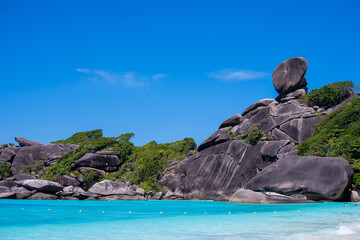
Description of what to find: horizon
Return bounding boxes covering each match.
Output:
[1,0,359,146]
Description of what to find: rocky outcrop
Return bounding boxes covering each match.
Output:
[15,137,43,147]
[87,180,146,200]
[272,57,308,96]
[17,179,64,194]
[74,152,121,171]
[160,140,296,200]
[55,175,80,186]
[246,156,354,201]
[11,143,77,174]
[160,57,355,203]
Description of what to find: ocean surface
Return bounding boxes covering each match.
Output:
[0,200,360,240]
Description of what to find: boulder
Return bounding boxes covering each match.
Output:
[229,188,310,203]
[152,192,163,200]
[97,195,146,200]
[272,57,308,96]
[0,186,10,193]
[0,148,17,162]
[197,129,230,152]
[351,191,360,202]
[0,180,16,188]
[88,180,137,196]
[135,187,145,196]
[15,137,43,147]
[219,114,242,129]
[27,192,58,200]
[74,153,121,171]
[79,191,99,200]
[61,196,79,200]
[0,192,16,199]
[13,173,36,181]
[11,143,78,174]
[163,189,184,200]
[246,156,354,201]
[260,140,289,162]
[59,186,85,197]
[17,179,64,193]
[55,175,80,186]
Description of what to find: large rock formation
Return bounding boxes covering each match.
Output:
[160,57,354,202]
[246,156,354,201]
[11,139,77,174]
[74,151,121,171]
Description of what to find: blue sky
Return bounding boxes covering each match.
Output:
[1,0,359,146]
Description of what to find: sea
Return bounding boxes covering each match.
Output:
[0,199,359,240]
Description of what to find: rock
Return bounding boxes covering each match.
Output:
[88,180,136,196]
[74,153,121,171]
[135,187,145,196]
[55,175,80,186]
[79,191,99,200]
[187,150,195,157]
[15,137,43,147]
[95,151,120,155]
[0,186,10,193]
[272,57,308,96]
[10,187,35,199]
[0,148,17,162]
[61,196,79,200]
[77,167,106,178]
[219,114,242,129]
[197,129,229,152]
[60,186,85,197]
[242,99,275,116]
[145,191,154,199]
[27,192,57,200]
[152,192,163,200]
[0,180,16,188]
[247,156,354,201]
[260,140,289,162]
[163,189,184,200]
[17,179,64,193]
[160,140,271,200]
[13,173,36,181]
[11,143,77,174]
[279,87,308,102]
[97,195,146,200]
[228,188,310,203]
[351,191,360,202]
[0,192,16,199]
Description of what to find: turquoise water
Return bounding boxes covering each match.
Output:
[0,200,359,240]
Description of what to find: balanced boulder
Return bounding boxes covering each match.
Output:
[15,137,43,147]
[74,152,121,171]
[272,57,308,96]
[246,155,354,201]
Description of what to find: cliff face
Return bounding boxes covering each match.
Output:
[160,57,354,202]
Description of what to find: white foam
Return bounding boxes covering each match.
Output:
[335,225,356,235]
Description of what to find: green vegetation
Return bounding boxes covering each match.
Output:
[43,136,118,180]
[51,129,103,144]
[0,162,11,178]
[1,143,15,147]
[353,173,360,190]
[224,127,232,134]
[244,126,264,145]
[42,129,196,192]
[104,138,196,192]
[20,161,45,175]
[82,170,99,191]
[300,81,358,108]
[298,97,360,172]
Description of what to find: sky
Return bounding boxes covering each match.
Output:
[0,0,359,146]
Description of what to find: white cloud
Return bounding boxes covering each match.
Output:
[76,68,164,87]
[151,73,167,81]
[208,69,269,81]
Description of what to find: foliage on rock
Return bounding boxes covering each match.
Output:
[298,97,360,172]
[243,126,264,145]
[51,129,103,144]
[300,81,357,108]
[0,162,11,178]
[20,161,45,175]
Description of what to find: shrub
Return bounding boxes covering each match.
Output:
[20,161,44,175]
[300,81,357,108]
[0,162,11,178]
[244,127,264,145]
[51,129,103,144]
[1,143,15,147]
[353,173,360,190]
[82,170,99,191]
[298,97,360,172]
[224,127,233,134]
